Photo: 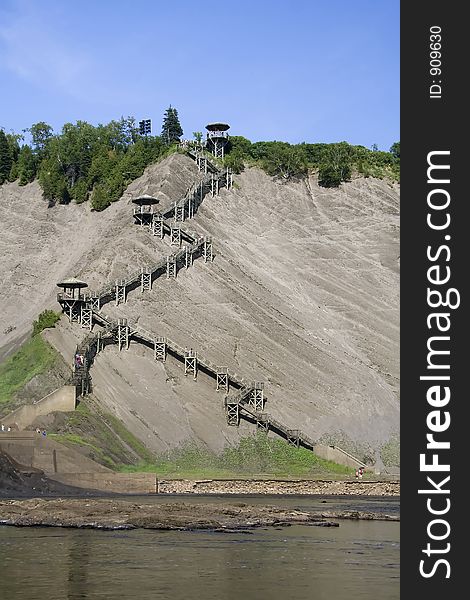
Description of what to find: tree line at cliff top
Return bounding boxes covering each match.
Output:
[0,106,399,211]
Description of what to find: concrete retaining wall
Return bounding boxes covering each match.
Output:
[2,386,76,430]
[52,472,158,494]
[0,431,109,474]
[0,431,157,494]
[312,443,366,469]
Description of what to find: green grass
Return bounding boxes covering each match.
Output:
[48,432,116,469]
[48,400,156,468]
[0,335,58,412]
[103,411,155,463]
[118,434,356,479]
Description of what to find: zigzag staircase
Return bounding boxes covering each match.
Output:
[59,149,315,451]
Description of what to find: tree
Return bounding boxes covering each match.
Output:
[318,163,343,187]
[38,154,69,204]
[161,105,183,144]
[28,122,53,158]
[32,310,60,336]
[91,182,111,211]
[390,142,400,159]
[261,143,307,179]
[17,145,36,185]
[0,130,12,184]
[224,151,245,174]
[193,131,203,144]
[227,136,252,157]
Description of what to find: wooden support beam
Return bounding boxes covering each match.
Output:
[152,214,164,238]
[166,255,177,279]
[170,226,182,247]
[216,368,229,392]
[185,245,193,269]
[117,319,129,351]
[225,399,240,426]
[80,305,92,331]
[184,350,197,380]
[203,236,213,263]
[154,337,166,362]
[90,295,100,310]
[287,430,301,448]
[115,280,126,306]
[174,202,185,222]
[187,196,194,220]
[249,382,264,412]
[141,267,151,293]
[256,414,270,433]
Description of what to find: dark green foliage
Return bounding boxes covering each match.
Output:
[390,141,400,159]
[69,178,89,204]
[0,130,12,184]
[90,183,111,211]
[227,136,252,156]
[32,310,61,336]
[260,143,307,179]
[224,150,245,174]
[1,116,168,208]
[5,133,22,181]
[17,145,36,185]
[9,161,18,182]
[224,137,399,186]
[38,154,70,204]
[2,112,399,201]
[28,122,53,158]
[161,105,183,144]
[318,163,343,187]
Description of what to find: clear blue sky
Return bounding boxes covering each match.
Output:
[0,0,399,150]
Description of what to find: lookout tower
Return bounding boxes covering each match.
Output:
[57,277,89,324]
[205,122,230,160]
[57,277,88,300]
[132,195,160,228]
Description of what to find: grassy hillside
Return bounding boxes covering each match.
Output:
[120,435,356,480]
[47,398,155,469]
[0,334,358,477]
[0,335,58,415]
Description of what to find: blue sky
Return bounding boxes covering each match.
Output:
[0,0,399,150]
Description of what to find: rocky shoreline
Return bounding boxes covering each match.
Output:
[0,498,399,531]
[158,479,400,496]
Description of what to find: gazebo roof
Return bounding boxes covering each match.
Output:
[57,277,88,288]
[205,122,230,131]
[132,194,160,205]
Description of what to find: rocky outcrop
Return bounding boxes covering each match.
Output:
[0,498,398,530]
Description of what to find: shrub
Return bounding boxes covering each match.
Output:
[32,310,61,336]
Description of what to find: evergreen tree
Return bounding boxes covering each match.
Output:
[390,141,400,159]
[17,145,36,185]
[161,105,183,144]
[0,130,13,184]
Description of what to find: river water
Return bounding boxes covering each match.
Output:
[0,495,399,600]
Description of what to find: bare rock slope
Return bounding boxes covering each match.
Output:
[0,154,399,462]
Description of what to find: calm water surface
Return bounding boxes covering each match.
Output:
[0,495,399,600]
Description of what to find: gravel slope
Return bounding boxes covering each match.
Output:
[0,154,399,463]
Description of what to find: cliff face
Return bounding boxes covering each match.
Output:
[0,154,399,463]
